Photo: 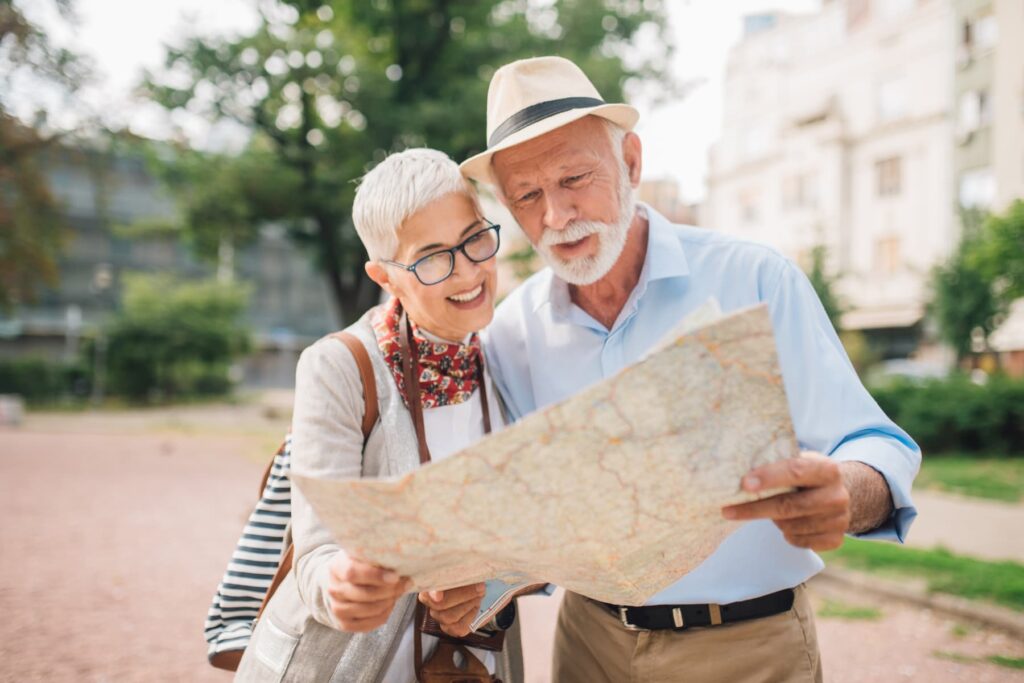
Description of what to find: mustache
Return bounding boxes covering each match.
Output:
[539,220,608,248]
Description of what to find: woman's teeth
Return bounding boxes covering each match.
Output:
[447,284,483,303]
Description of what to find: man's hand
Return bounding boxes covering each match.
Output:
[418,583,487,637]
[327,554,410,632]
[721,452,851,551]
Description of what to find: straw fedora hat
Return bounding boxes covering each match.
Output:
[460,56,639,187]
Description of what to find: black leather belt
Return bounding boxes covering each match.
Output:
[596,588,795,631]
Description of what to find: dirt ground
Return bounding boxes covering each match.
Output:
[1,412,1022,682]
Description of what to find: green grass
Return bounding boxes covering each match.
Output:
[933,650,976,665]
[917,455,1024,502]
[933,652,1024,670]
[822,539,1024,611]
[949,622,974,638]
[988,656,1024,669]
[816,599,882,620]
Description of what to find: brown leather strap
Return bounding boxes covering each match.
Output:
[248,332,379,640]
[256,544,294,619]
[414,601,426,681]
[398,312,493,466]
[479,357,492,436]
[257,439,287,499]
[331,331,380,444]
[399,311,433,465]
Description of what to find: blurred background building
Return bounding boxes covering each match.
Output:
[702,0,1023,360]
[0,143,332,387]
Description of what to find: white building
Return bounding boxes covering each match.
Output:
[703,0,958,356]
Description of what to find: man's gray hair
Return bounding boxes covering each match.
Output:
[353,148,478,262]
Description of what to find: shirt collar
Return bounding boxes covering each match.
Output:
[535,202,690,319]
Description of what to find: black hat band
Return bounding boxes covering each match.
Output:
[488,96,605,148]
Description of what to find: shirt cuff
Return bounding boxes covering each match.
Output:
[829,435,919,543]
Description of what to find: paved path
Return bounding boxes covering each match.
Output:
[906,489,1024,562]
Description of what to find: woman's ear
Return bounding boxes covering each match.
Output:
[365,261,395,297]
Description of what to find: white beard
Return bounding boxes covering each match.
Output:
[537,174,636,286]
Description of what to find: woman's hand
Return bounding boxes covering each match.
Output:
[418,583,487,637]
[327,553,410,632]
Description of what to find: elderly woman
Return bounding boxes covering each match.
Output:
[235,149,523,682]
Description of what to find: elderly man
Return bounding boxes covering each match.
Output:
[460,57,920,682]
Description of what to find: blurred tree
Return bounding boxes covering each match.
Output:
[119,143,302,282]
[931,216,1003,363]
[972,199,1024,305]
[0,0,90,309]
[104,274,252,401]
[804,244,844,331]
[141,0,674,325]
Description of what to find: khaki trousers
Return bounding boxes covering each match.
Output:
[552,586,823,683]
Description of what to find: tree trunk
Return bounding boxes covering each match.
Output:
[316,215,351,327]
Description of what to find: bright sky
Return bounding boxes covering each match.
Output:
[28,0,821,203]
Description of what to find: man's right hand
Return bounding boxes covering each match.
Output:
[327,553,410,632]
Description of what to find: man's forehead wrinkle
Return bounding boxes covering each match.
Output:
[497,137,605,191]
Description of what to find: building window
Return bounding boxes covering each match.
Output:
[975,13,998,53]
[958,89,991,140]
[874,236,902,274]
[782,174,817,209]
[877,78,907,122]
[876,157,902,196]
[959,167,996,209]
[878,0,914,21]
[742,124,770,161]
[962,19,973,50]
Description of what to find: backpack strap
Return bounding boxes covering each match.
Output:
[252,332,379,624]
[252,332,378,504]
[330,331,379,444]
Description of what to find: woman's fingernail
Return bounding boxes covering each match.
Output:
[743,475,761,491]
[430,590,443,601]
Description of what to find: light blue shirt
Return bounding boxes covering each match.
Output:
[483,204,920,605]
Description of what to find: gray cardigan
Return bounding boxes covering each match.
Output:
[235,311,524,683]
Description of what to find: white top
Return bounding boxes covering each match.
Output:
[380,373,505,683]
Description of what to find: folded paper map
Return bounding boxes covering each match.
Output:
[292,302,798,607]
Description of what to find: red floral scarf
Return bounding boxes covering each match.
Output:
[370,297,482,409]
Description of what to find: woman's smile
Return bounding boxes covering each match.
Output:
[446,281,487,308]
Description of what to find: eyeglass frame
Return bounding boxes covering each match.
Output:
[381,220,502,286]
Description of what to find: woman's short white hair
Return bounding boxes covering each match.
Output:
[353,148,478,262]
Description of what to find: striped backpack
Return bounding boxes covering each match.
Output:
[204,332,379,671]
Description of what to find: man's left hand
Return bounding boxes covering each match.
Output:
[721,452,851,551]
[418,583,486,637]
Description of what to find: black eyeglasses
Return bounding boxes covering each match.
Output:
[383,222,501,286]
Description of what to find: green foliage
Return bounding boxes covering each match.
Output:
[103,274,252,401]
[140,0,674,323]
[972,198,1024,303]
[930,201,1024,361]
[0,356,90,404]
[930,233,1002,362]
[822,539,1024,611]
[816,599,882,620]
[870,375,1024,455]
[119,144,302,280]
[0,0,91,309]
[916,456,1024,502]
[804,245,845,331]
[840,330,881,378]
[988,656,1024,670]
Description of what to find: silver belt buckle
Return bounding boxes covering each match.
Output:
[618,606,646,631]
